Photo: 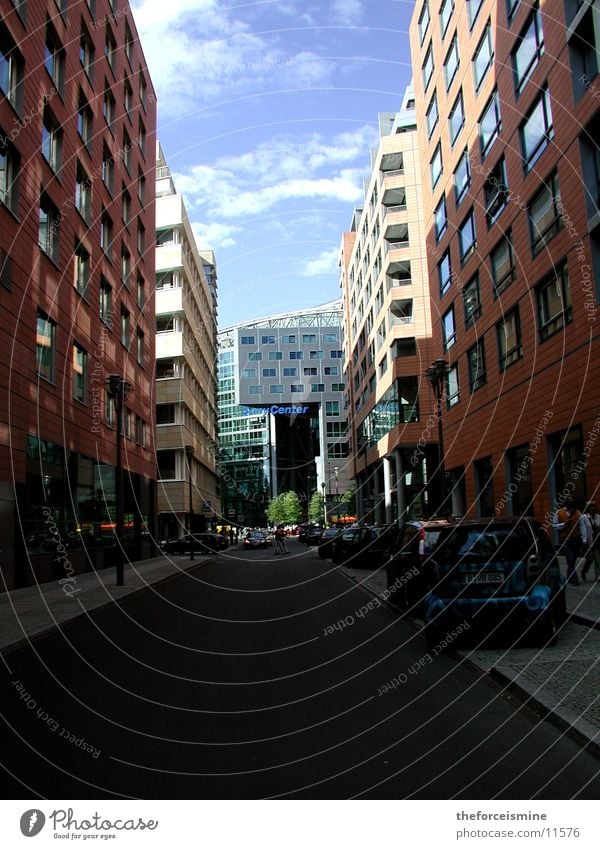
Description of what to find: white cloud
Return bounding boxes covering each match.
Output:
[300,247,339,277]
[191,220,241,249]
[331,0,365,26]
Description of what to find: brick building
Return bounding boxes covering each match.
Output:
[0,0,157,588]
[409,0,600,522]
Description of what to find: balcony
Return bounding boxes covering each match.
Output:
[156,286,183,315]
[389,297,413,328]
[384,223,409,255]
[380,151,404,178]
[156,331,184,358]
[382,186,406,217]
[386,259,411,291]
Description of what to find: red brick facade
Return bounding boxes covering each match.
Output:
[0,0,157,587]
[409,0,600,522]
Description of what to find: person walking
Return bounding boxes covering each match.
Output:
[553,496,583,585]
[582,501,600,582]
[273,526,289,555]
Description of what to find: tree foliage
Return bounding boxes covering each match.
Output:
[267,490,302,525]
[308,491,326,522]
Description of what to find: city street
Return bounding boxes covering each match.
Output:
[1,539,599,799]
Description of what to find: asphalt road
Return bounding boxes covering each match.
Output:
[1,539,599,799]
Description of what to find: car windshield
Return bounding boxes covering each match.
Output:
[434,525,534,564]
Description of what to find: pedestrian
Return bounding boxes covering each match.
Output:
[582,501,600,582]
[552,496,583,585]
[273,526,288,555]
[229,527,235,546]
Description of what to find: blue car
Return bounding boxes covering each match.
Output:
[422,517,566,649]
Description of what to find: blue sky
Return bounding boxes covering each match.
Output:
[130,0,416,327]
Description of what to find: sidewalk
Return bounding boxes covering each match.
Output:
[0,553,211,654]
[338,561,600,757]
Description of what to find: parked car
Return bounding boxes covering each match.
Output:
[244,531,269,549]
[423,517,566,648]
[306,525,324,546]
[317,528,342,559]
[385,519,451,610]
[163,533,220,555]
[331,525,391,567]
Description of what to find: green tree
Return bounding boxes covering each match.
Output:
[267,490,302,525]
[308,491,325,522]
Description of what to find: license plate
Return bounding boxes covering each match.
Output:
[463,572,504,585]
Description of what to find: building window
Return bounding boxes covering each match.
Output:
[105,25,116,72]
[458,208,476,263]
[241,368,256,378]
[473,22,493,91]
[122,188,131,228]
[121,245,131,289]
[324,366,338,375]
[240,335,255,344]
[446,363,460,407]
[139,73,148,109]
[449,89,464,145]
[327,443,349,459]
[137,221,145,254]
[138,169,146,203]
[512,6,544,95]
[103,84,116,131]
[311,383,325,392]
[422,42,434,90]
[79,26,94,80]
[490,231,516,296]
[77,93,93,148]
[248,385,264,395]
[136,330,144,366]
[0,30,23,110]
[124,78,133,114]
[137,275,145,309]
[431,142,443,189]
[72,344,87,403]
[138,120,147,157]
[438,249,453,296]
[74,244,90,298]
[497,307,522,369]
[468,339,486,392]
[156,314,175,333]
[304,367,318,376]
[327,422,347,437]
[528,171,562,255]
[444,35,460,90]
[289,351,303,360]
[270,385,284,394]
[261,335,275,344]
[454,149,471,205]
[157,450,177,480]
[323,333,338,343]
[156,404,176,425]
[290,384,304,393]
[309,350,324,359]
[442,305,456,350]
[467,0,484,29]
[124,22,134,64]
[100,210,113,259]
[41,106,62,172]
[536,263,572,341]
[570,3,600,101]
[44,25,64,94]
[330,349,343,358]
[36,311,56,383]
[283,367,296,377]
[302,333,317,343]
[268,351,283,360]
[99,278,112,328]
[507,0,522,22]
[102,145,114,192]
[479,89,501,159]
[248,352,262,361]
[484,156,508,226]
[156,359,178,379]
[463,273,482,327]
[426,90,439,138]
[326,401,340,416]
[262,368,276,377]
[332,382,345,391]
[75,162,91,221]
[439,0,454,37]
[474,456,494,516]
[435,194,448,241]
[0,136,19,212]
[120,307,130,348]
[38,194,60,262]
[122,129,133,171]
[418,1,430,44]
[282,334,296,343]
[520,87,553,172]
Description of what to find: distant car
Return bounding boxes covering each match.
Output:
[298,524,310,543]
[331,526,390,567]
[215,533,230,550]
[306,525,324,546]
[422,517,566,648]
[318,527,342,559]
[163,533,220,555]
[244,531,268,549]
[264,531,274,546]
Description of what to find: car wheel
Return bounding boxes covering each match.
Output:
[535,606,557,647]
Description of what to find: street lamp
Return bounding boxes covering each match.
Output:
[184,444,194,561]
[321,481,326,526]
[334,466,339,500]
[425,358,448,515]
[106,374,131,586]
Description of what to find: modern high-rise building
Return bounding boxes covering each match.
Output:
[0,0,157,588]
[217,303,352,527]
[340,87,438,524]
[155,145,219,541]
[409,0,600,520]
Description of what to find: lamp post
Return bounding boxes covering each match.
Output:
[184,444,194,561]
[107,374,131,586]
[334,466,339,500]
[425,358,448,515]
[321,481,326,526]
